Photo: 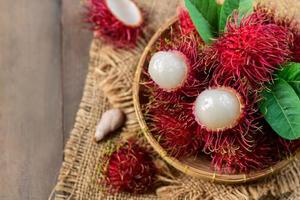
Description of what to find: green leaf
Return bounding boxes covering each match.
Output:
[219,0,239,32]
[278,62,300,97]
[238,0,254,15]
[260,78,300,140]
[185,0,220,44]
[218,0,254,32]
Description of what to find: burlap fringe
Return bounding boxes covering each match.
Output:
[53,0,300,199]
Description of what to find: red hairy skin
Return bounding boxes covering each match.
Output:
[261,122,300,157]
[211,135,279,174]
[210,121,299,174]
[204,12,293,89]
[277,137,300,156]
[147,101,202,158]
[106,143,156,193]
[143,35,207,104]
[85,0,144,47]
[292,34,300,62]
[178,8,196,35]
[254,5,300,62]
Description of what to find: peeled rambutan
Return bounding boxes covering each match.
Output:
[177,8,196,35]
[85,0,144,47]
[145,36,207,103]
[204,11,293,88]
[193,78,262,153]
[106,142,156,193]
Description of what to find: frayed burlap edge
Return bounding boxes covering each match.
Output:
[53,0,300,199]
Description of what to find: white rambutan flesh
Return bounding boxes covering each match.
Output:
[106,0,142,27]
[194,87,243,131]
[148,51,188,91]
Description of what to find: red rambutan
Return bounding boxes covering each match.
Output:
[254,5,300,63]
[211,136,278,174]
[177,8,196,35]
[147,100,202,158]
[85,0,144,47]
[106,142,156,193]
[204,11,293,88]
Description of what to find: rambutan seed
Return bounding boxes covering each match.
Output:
[148,51,189,91]
[194,87,243,132]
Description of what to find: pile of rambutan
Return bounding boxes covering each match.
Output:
[92,0,300,195]
[141,1,300,174]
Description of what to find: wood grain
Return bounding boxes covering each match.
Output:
[0,0,92,199]
[62,0,92,142]
[0,0,63,199]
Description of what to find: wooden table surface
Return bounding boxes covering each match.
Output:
[0,0,92,199]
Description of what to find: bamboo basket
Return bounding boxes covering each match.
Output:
[133,16,300,184]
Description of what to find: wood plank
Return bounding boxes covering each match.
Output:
[62,0,93,142]
[0,0,63,199]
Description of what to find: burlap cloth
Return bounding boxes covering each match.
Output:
[52,0,300,199]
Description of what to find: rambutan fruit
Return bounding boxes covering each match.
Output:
[146,37,207,103]
[254,5,300,63]
[211,136,278,174]
[106,142,156,194]
[193,79,262,153]
[150,110,202,158]
[177,8,196,35]
[85,0,144,47]
[145,97,202,158]
[204,11,293,88]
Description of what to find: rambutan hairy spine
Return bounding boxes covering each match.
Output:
[147,100,202,158]
[211,136,278,174]
[106,142,156,194]
[177,7,196,35]
[204,11,293,89]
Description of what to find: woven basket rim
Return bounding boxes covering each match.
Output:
[133,16,300,184]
